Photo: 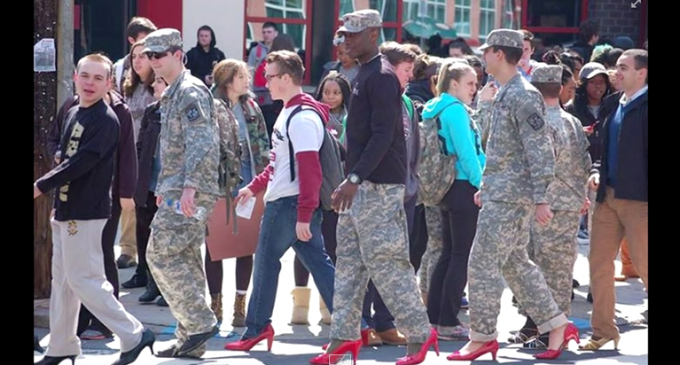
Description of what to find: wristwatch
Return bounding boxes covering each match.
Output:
[348,173,362,185]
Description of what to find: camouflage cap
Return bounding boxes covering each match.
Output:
[478,29,523,51]
[337,9,382,34]
[142,28,182,53]
[531,63,563,83]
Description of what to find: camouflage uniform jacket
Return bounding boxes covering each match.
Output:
[544,105,592,211]
[156,69,220,196]
[237,97,270,174]
[477,74,555,205]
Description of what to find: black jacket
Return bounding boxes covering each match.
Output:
[591,89,648,203]
[186,26,226,85]
[133,101,162,207]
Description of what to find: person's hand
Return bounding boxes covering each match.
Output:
[53,151,62,164]
[583,125,595,136]
[588,173,600,191]
[235,187,254,206]
[156,194,163,207]
[580,198,590,215]
[50,209,55,219]
[296,222,312,242]
[478,81,498,102]
[473,190,482,207]
[535,203,554,226]
[120,198,135,211]
[331,179,360,213]
[179,187,196,217]
[34,184,42,199]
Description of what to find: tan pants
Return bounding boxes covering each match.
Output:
[118,209,137,257]
[589,187,648,339]
[47,218,143,357]
[619,239,638,276]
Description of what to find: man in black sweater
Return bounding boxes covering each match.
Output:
[320,9,434,365]
[33,53,153,365]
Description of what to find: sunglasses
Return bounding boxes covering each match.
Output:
[145,51,169,60]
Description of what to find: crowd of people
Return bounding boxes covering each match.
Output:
[33,9,647,365]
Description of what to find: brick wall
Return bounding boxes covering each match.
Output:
[587,0,642,44]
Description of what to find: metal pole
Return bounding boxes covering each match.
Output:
[56,0,74,107]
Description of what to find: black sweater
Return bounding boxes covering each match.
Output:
[37,99,120,221]
[345,54,407,184]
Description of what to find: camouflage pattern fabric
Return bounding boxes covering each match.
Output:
[478,29,524,51]
[418,206,443,293]
[331,182,430,343]
[338,9,382,34]
[142,28,183,53]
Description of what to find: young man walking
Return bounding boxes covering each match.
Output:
[34,53,153,365]
[143,28,221,359]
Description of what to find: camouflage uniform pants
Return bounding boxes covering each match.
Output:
[331,182,430,343]
[147,191,218,356]
[468,201,568,341]
[520,210,580,317]
[418,205,443,293]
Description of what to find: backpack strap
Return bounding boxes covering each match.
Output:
[285,105,305,181]
[402,94,414,120]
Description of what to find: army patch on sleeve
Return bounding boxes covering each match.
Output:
[186,105,200,122]
[525,113,545,131]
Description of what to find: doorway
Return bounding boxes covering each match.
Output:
[75,0,137,62]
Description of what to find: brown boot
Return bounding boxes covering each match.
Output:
[290,287,310,325]
[210,293,223,323]
[376,328,407,345]
[615,239,639,281]
[232,293,246,327]
[319,296,331,325]
[363,328,383,346]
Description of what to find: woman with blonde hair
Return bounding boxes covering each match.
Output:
[206,58,270,327]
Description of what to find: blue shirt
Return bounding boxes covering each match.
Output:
[422,93,486,189]
[607,86,648,188]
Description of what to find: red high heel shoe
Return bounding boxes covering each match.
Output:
[321,328,373,350]
[395,328,439,365]
[447,340,499,361]
[224,324,274,351]
[534,323,580,360]
[309,339,362,365]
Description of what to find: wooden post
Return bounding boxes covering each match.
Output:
[34,0,58,299]
[57,0,74,107]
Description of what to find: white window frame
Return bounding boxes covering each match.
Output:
[426,0,446,23]
[454,0,471,37]
[339,0,356,19]
[402,0,421,21]
[264,0,307,50]
[479,0,496,41]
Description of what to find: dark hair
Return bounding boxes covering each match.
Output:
[403,43,424,56]
[126,17,157,39]
[315,71,351,111]
[381,43,417,67]
[532,83,562,98]
[123,41,155,97]
[543,51,575,86]
[578,19,600,43]
[271,34,296,53]
[447,37,474,55]
[464,55,483,68]
[412,54,443,81]
[622,48,648,82]
[591,45,624,68]
[520,29,534,50]
[492,46,523,65]
[263,22,278,31]
[265,50,305,85]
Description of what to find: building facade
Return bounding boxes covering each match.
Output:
[74,0,647,85]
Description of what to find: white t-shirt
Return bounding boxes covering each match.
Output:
[263,105,324,203]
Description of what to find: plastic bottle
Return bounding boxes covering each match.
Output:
[166,199,207,221]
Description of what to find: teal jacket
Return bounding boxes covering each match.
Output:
[422,93,486,189]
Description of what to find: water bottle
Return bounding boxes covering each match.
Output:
[166,199,207,221]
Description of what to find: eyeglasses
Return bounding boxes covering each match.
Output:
[263,73,282,81]
[145,51,169,60]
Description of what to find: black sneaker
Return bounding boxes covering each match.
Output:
[122,274,147,289]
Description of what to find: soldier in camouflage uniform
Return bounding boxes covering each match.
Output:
[418,206,443,303]
[142,28,221,359]
[450,30,578,361]
[508,64,592,348]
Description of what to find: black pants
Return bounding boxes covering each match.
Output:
[133,191,157,280]
[409,203,429,272]
[427,180,479,327]
[362,195,419,331]
[294,210,338,286]
[77,196,122,335]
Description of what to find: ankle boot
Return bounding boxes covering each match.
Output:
[210,293,223,322]
[319,296,331,325]
[232,293,247,327]
[139,271,161,303]
[290,287,311,325]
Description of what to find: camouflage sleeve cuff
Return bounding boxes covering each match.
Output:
[533,194,549,205]
[477,100,492,110]
[183,181,199,190]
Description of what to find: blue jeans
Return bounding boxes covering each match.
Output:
[242,195,335,338]
[232,159,254,198]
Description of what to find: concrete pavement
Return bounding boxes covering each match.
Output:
[35,240,648,364]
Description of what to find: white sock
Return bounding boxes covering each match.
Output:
[236,290,247,295]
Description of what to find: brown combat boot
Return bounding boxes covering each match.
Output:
[376,328,407,345]
[362,328,383,346]
[210,293,223,323]
[232,293,246,327]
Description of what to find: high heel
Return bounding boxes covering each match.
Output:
[35,355,76,365]
[112,328,155,365]
[395,328,439,365]
[534,323,580,360]
[309,339,362,365]
[578,335,620,351]
[447,340,499,361]
[224,323,274,351]
[321,328,377,351]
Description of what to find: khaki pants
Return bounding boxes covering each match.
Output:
[589,187,648,339]
[118,209,137,257]
[46,218,143,357]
